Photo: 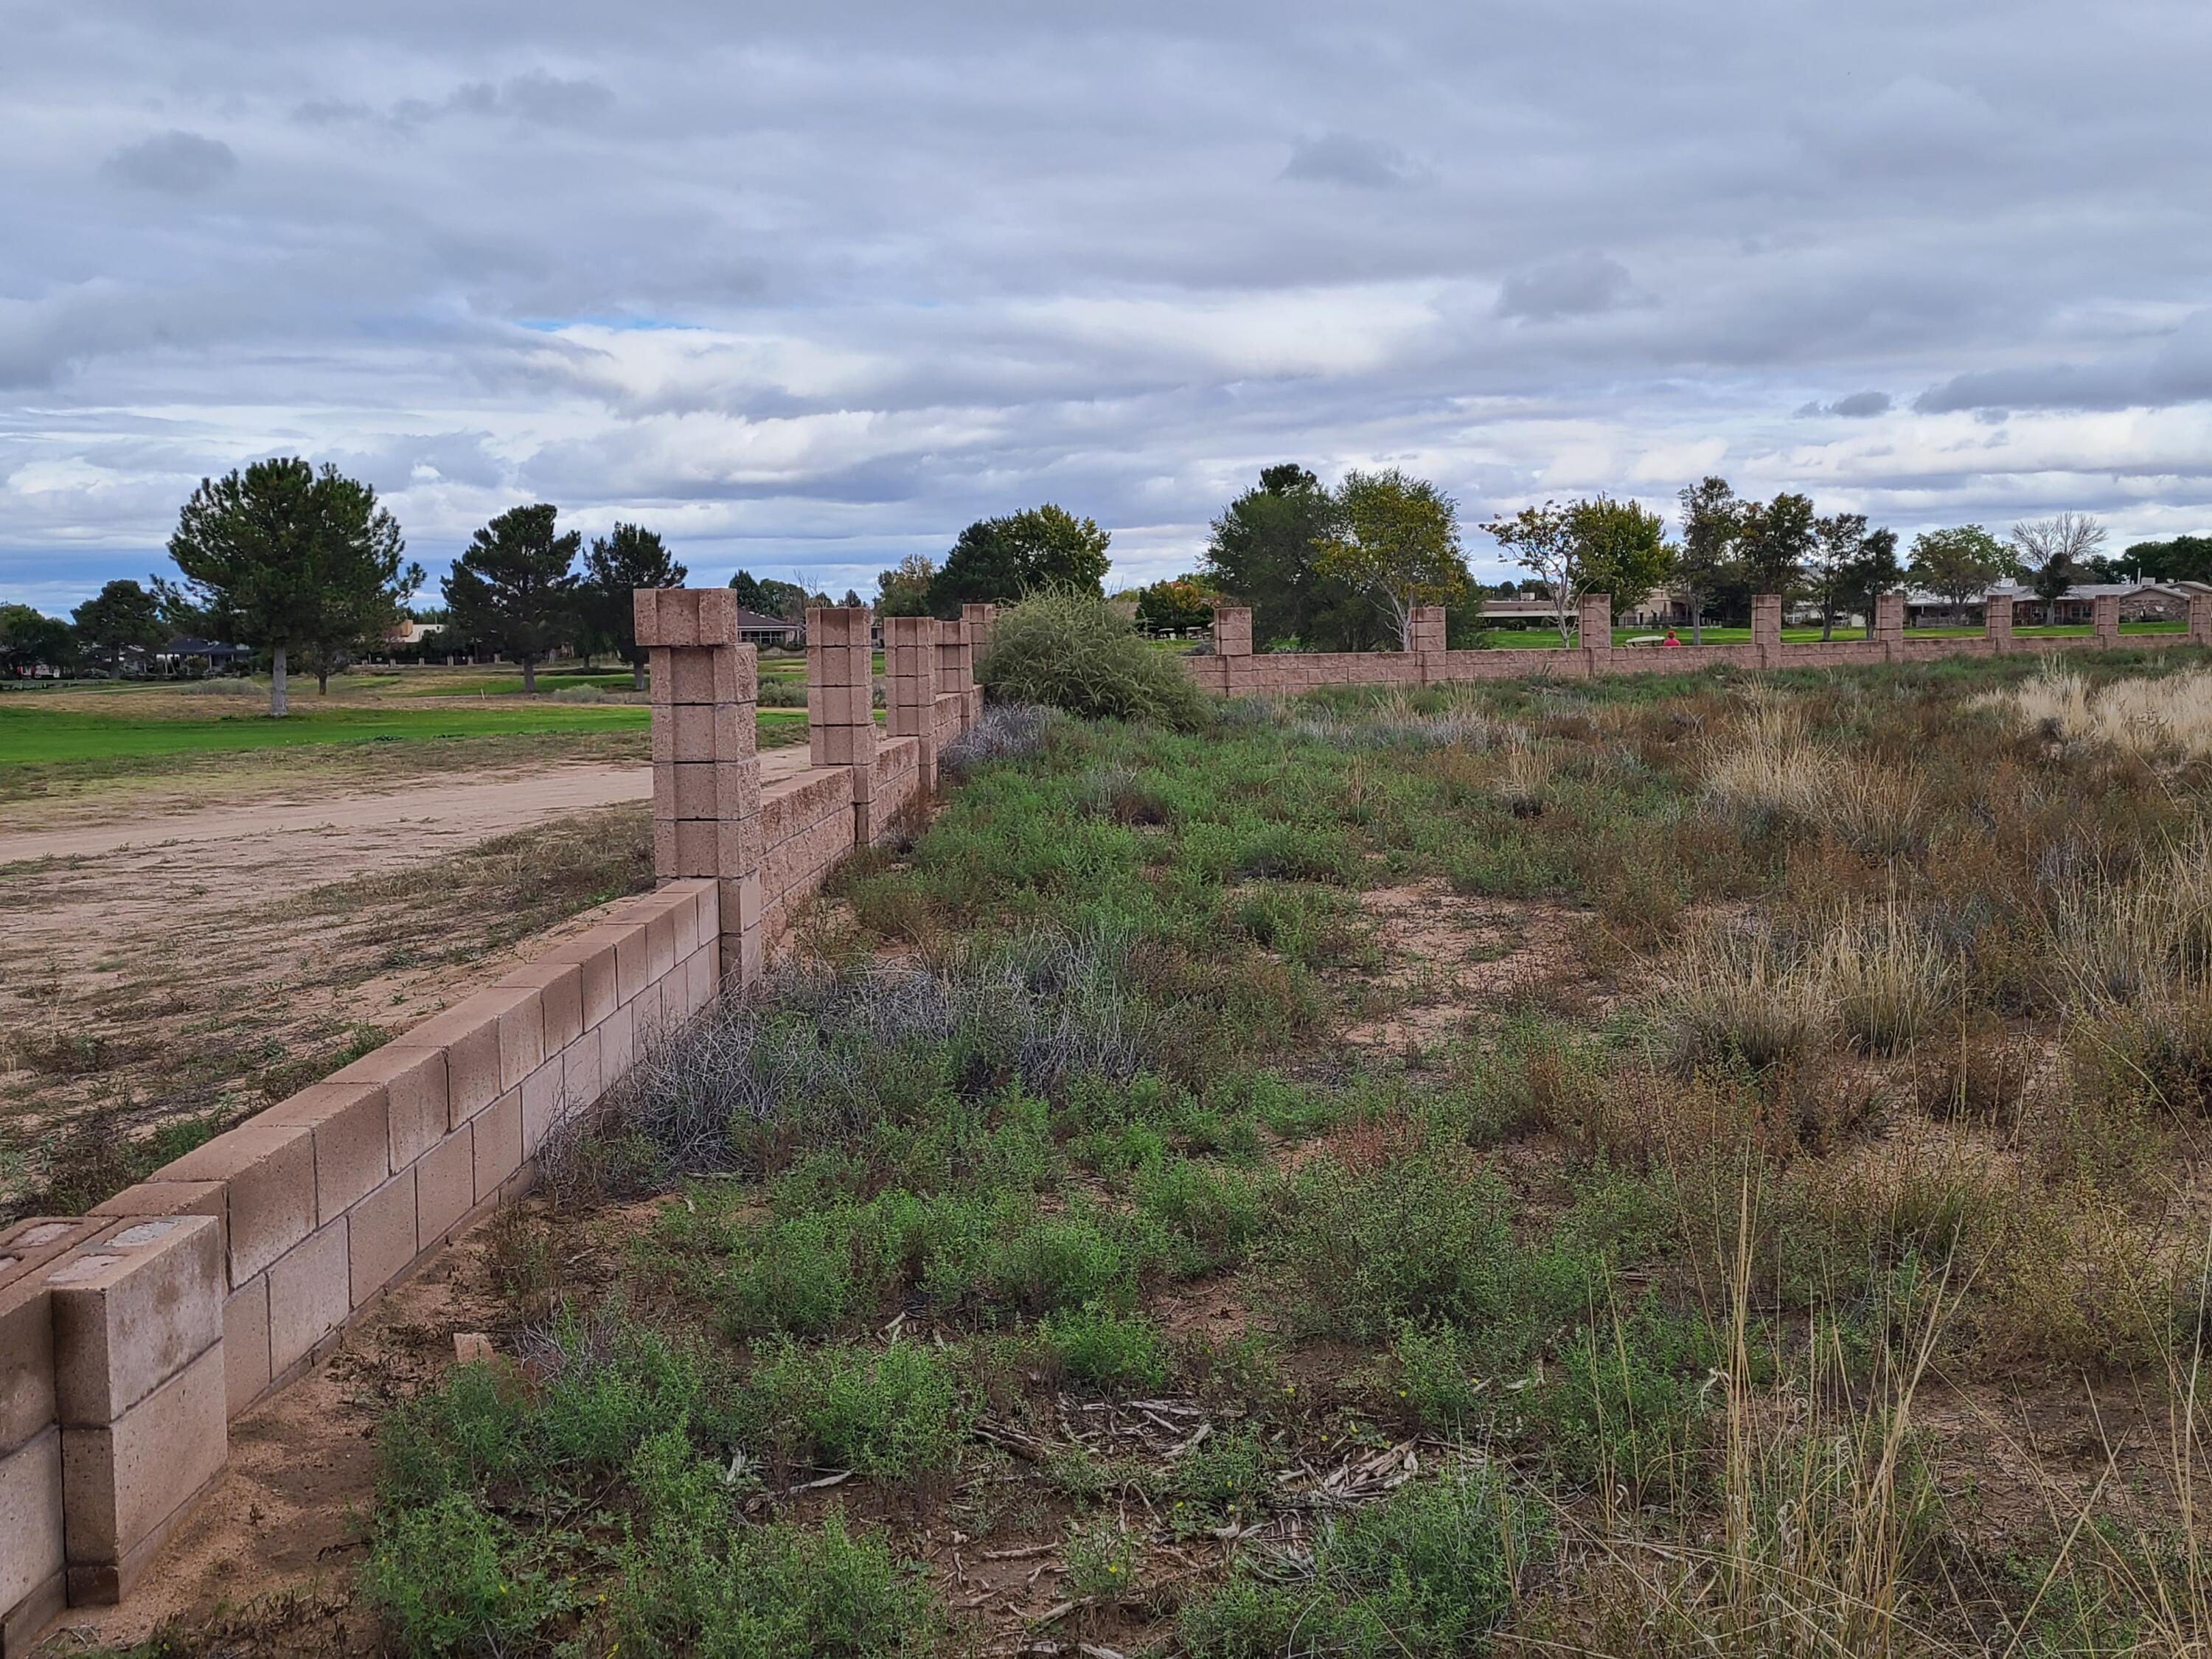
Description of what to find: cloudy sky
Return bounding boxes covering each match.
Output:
[8,0,2212,613]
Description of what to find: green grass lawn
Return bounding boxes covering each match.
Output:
[1458,620,2189,650]
[0,699,653,765]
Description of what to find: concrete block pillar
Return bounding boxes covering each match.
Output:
[47,1216,226,1605]
[1751,594,1784,667]
[1985,589,2015,653]
[884,616,939,794]
[1212,605,1254,695]
[933,618,975,731]
[808,608,883,840]
[1408,605,1447,684]
[2094,592,2121,648]
[961,604,997,709]
[2191,591,2212,647]
[639,588,761,984]
[1875,591,1905,661]
[1578,593,1613,676]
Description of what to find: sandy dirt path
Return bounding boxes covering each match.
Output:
[1,748,816,867]
[0,747,818,1210]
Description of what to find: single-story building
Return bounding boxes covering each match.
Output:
[1906,580,2212,628]
[156,637,253,673]
[736,608,801,647]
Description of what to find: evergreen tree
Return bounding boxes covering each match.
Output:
[443,504,580,692]
[582,523,687,689]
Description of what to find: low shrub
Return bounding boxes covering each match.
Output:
[1039,1304,1169,1392]
[1177,1468,1542,1657]
[361,1490,566,1656]
[745,1340,971,1481]
[976,590,1207,728]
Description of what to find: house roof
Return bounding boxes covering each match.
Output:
[1905,580,2202,607]
[733,608,799,632]
[161,636,250,657]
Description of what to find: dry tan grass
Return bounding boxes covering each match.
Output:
[1986,660,2212,760]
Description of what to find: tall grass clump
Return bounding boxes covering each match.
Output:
[1986,659,2212,759]
[976,590,1206,728]
[1700,700,1827,835]
[1663,924,1831,1074]
[1819,905,1956,1055]
[936,702,1053,779]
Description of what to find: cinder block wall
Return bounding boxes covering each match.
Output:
[1185,592,2212,695]
[4,589,987,1642]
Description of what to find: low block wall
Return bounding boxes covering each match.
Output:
[1,598,983,1644]
[1188,591,2212,695]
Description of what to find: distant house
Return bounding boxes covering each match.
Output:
[1474,597,1559,629]
[156,636,252,673]
[1905,580,2212,628]
[735,608,801,647]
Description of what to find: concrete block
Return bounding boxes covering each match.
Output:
[652,813,677,880]
[598,999,636,1079]
[266,1222,349,1376]
[46,1215,222,1427]
[652,764,677,823]
[501,959,583,1053]
[696,587,739,647]
[415,1126,475,1245]
[88,1181,227,1266]
[562,1026,606,1118]
[647,646,673,706]
[612,922,650,1003]
[560,936,619,1026]
[473,1091,524,1201]
[519,1057,568,1158]
[633,589,663,651]
[0,1276,55,1459]
[222,1276,271,1416]
[645,908,678,981]
[161,1122,316,1284]
[61,1344,226,1603]
[715,759,761,822]
[717,872,765,938]
[672,702,715,762]
[709,644,749,706]
[0,1427,63,1630]
[685,946,714,1016]
[671,760,714,821]
[388,1002,501,1128]
[1,1217,108,1276]
[672,818,716,878]
[331,1046,450,1169]
[669,649,717,705]
[260,1081,390,1222]
[348,1169,417,1307]
[714,813,764,876]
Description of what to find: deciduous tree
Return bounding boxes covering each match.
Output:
[1316,469,1469,650]
[872,554,937,618]
[1133,575,1218,634]
[926,505,1112,615]
[0,604,74,676]
[1201,465,1377,650]
[1808,512,1866,640]
[1567,496,1674,636]
[167,457,418,715]
[1738,491,1816,601]
[443,504,580,693]
[1674,476,1745,642]
[1907,524,2010,611]
[1484,501,1579,646]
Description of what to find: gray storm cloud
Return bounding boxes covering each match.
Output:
[8,0,2212,611]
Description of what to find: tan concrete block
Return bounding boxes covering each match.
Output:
[695,586,738,647]
[646,909,678,980]
[161,1122,316,1284]
[415,1126,474,1244]
[690,880,720,943]
[519,1057,568,1158]
[647,645,674,706]
[88,1181,227,1266]
[0,1277,55,1459]
[260,1081,390,1222]
[630,978,665,1043]
[329,1046,450,1169]
[712,701,753,762]
[715,759,761,824]
[632,588,663,650]
[653,815,676,878]
[671,700,714,761]
[222,1276,270,1416]
[0,1427,63,1621]
[348,1169,417,1307]
[669,649,717,705]
[653,763,677,822]
[389,1001,501,1127]
[501,959,582,1052]
[714,813,764,876]
[60,1344,225,1581]
[717,872,764,936]
[597,999,636,1079]
[46,1216,222,1427]
[612,922,649,1002]
[672,818,716,878]
[1,1217,108,1274]
[731,925,764,985]
[563,1026,605,1114]
[473,1091,524,1202]
[266,1221,349,1375]
[672,759,715,821]
[670,886,700,958]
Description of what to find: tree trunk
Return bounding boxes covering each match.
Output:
[631,658,646,692]
[522,655,538,695]
[317,665,330,695]
[1820,602,1834,642]
[1690,597,1705,646]
[270,646,289,718]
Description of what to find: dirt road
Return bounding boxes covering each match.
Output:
[0,749,815,1216]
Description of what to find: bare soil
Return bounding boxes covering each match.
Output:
[0,752,814,1217]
